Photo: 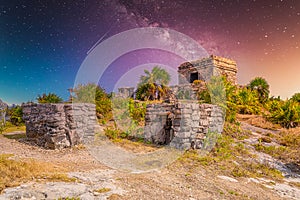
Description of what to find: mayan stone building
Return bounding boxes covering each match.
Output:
[178,55,237,85]
[144,55,237,150]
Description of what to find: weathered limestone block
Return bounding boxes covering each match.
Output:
[22,103,99,149]
[144,101,224,150]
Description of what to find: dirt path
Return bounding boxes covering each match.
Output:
[0,133,105,171]
[0,130,298,199]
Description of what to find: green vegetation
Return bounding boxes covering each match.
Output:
[136,66,171,101]
[197,76,262,122]
[248,77,270,103]
[73,83,112,121]
[3,132,26,140]
[37,93,63,103]
[128,99,147,125]
[254,128,300,164]
[7,106,24,126]
[139,66,171,86]
[1,122,26,134]
[267,99,300,129]
[290,93,300,103]
[196,75,300,129]
[178,123,283,180]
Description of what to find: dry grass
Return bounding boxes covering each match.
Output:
[179,148,283,181]
[177,123,284,181]
[112,138,160,153]
[3,133,26,140]
[277,127,300,148]
[94,187,111,193]
[237,114,280,130]
[0,154,75,193]
[254,127,300,164]
[2,126,26,134]
[288,182,300,189]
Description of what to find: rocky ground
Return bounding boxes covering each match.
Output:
[0,122,299,200]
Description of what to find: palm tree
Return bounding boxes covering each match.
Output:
[248,77,270,103]
[136,66,171,101]
[139,66,171,86]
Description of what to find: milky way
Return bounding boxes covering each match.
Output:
[0,0,299,104]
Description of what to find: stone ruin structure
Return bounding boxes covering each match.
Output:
[22,103,100,149]
[144,102,224,150]
[178,55,237,85]
[143,55,237,149]
[21,55,236,150]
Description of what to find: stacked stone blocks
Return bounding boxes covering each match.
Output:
[22,103,99,149]
[144,101,224,150]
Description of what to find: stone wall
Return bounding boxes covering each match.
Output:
[144,101,224,150]
[22,103,99,149]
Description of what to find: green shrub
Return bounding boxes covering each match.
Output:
[248,77,270,103]
[7,106,24,126]
[37,93,63,103]
[290,93,300,103]
[73,83,112,120]
[267,100,300,128]
[104,127,129,140]
[235,88,261,115]
[128,99,147,124]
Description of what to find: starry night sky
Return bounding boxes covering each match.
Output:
[0,0,299,104]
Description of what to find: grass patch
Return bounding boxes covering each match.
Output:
[254,143,287,158]
[109,138,159,153]
[277,128,300,148]
[3,133,26,140]
[177,123,283,181]
[222,122,252,140]
[94,187,111,193]
[2,125,26,134]
[255,128,300,164]
[102,126,160,153]
[0,154,73,193]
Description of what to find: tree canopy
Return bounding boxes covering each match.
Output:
[136,66,171,101]
[248,77,270,103]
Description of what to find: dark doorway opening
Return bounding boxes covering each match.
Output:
[190,72,198,83]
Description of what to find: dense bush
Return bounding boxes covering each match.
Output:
[128,99,147,125]
[136,66,171,101]
[235,88,260,115]
[73,83,112,121]
[7,106,24,126]
[290,93,300,103]
[197,76,261,122]
[37,93,63,103]
[111,97,147,137]
[248,77,270,103]
[267,100,300,128]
